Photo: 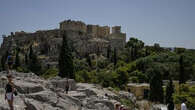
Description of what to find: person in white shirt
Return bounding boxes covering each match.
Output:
[181,101,187,110]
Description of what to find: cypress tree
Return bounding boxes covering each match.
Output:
[165,78,174,104]
[131,47,135,61]
[149,68,164,103]
[28,45,41,74]
[25,53,28,65]
[1,51,8,71]
[86,53,92,68]
[179,55,185,84]
[1,55,5,71]
[14,49,21,68]
[58,31,74,79]
[107,45,111,59]
[114,48,117,67]
[29,45,33,60]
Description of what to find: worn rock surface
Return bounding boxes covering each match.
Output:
[0,71,137,110]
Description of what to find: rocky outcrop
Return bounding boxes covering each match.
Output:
[150,104,167,110]
[0,71,136,110]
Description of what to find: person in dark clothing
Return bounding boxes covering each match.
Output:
[65,79,69,94]
[5,74,15,110]
[167,98,175,110]
[7,53,14,74]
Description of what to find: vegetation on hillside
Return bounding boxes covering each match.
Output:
[0,37,195,109]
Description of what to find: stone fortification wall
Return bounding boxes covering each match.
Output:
[112,26,121,33]
[108,32,126,50]
[60,20,87,33]
[87,25,110,37]
[0,20,127,60]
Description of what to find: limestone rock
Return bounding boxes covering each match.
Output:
[0,71,138,110]
[150,104,167,110]
[14,81,44,94]
[50,78,76,91]
[118,91,137,103]
[0,103,9,110]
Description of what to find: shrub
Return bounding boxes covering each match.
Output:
[42,68,58,79]
[129,70,148,83]
[97,70,119,88]
[129,76,139,83]
[75,70,92,83]
[16,66,29,73]
[174,84,195,109]
[116,67,129,88]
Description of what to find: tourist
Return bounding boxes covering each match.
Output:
[167,100,174,110]
[65,79,69,94]
[115,103,120,110]
[5,74,16,110]
[6,53,13,74]
[120,105,124,110]
[181,100,187,110]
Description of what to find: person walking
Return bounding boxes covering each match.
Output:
[115,103,120,110]
[6,53,14,74]
[181,100,187,110]
[65,79,69,94]
[5,74,16,110]
[167,100,174,110]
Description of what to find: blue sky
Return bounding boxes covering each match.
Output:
[0,0,195,48]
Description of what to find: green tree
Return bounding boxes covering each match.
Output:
[1,55,5,71]
[28,45,42,75]
[107,45,111,59]
[97,70,119,88]
[1,51,8,71]
[25,53,28,65]
[179,55,185,84]
[149,68,164,103]
[29,45,33,60]
[116,67,129,88]
[14,49,21,69]
[114,48,117,67]
[126,37,144,60]
[58,31,74,79]
[165,77,174,104]
[75,70,93,83]
[192,64,195,80]
[86,53,92,68]
[129,70,148,83]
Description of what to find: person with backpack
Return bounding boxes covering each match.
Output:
[5,74,17,110]
[7,53,14,73]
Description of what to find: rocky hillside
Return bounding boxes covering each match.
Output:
[0,71,137,110]
[0,71,167,110]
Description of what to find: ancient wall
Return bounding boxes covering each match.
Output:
[87,25,98,37]
[112,26,121,33]
[108,33,126,50]
[87,25,110,37]
[60,20,87,33]
[0,20,127,60]
[97,26,110,37]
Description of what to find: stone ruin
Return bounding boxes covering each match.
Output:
[0,20,126,67]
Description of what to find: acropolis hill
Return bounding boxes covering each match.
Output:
[0,20,126,65]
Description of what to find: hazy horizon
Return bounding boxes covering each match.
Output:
[0,0,195,49]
